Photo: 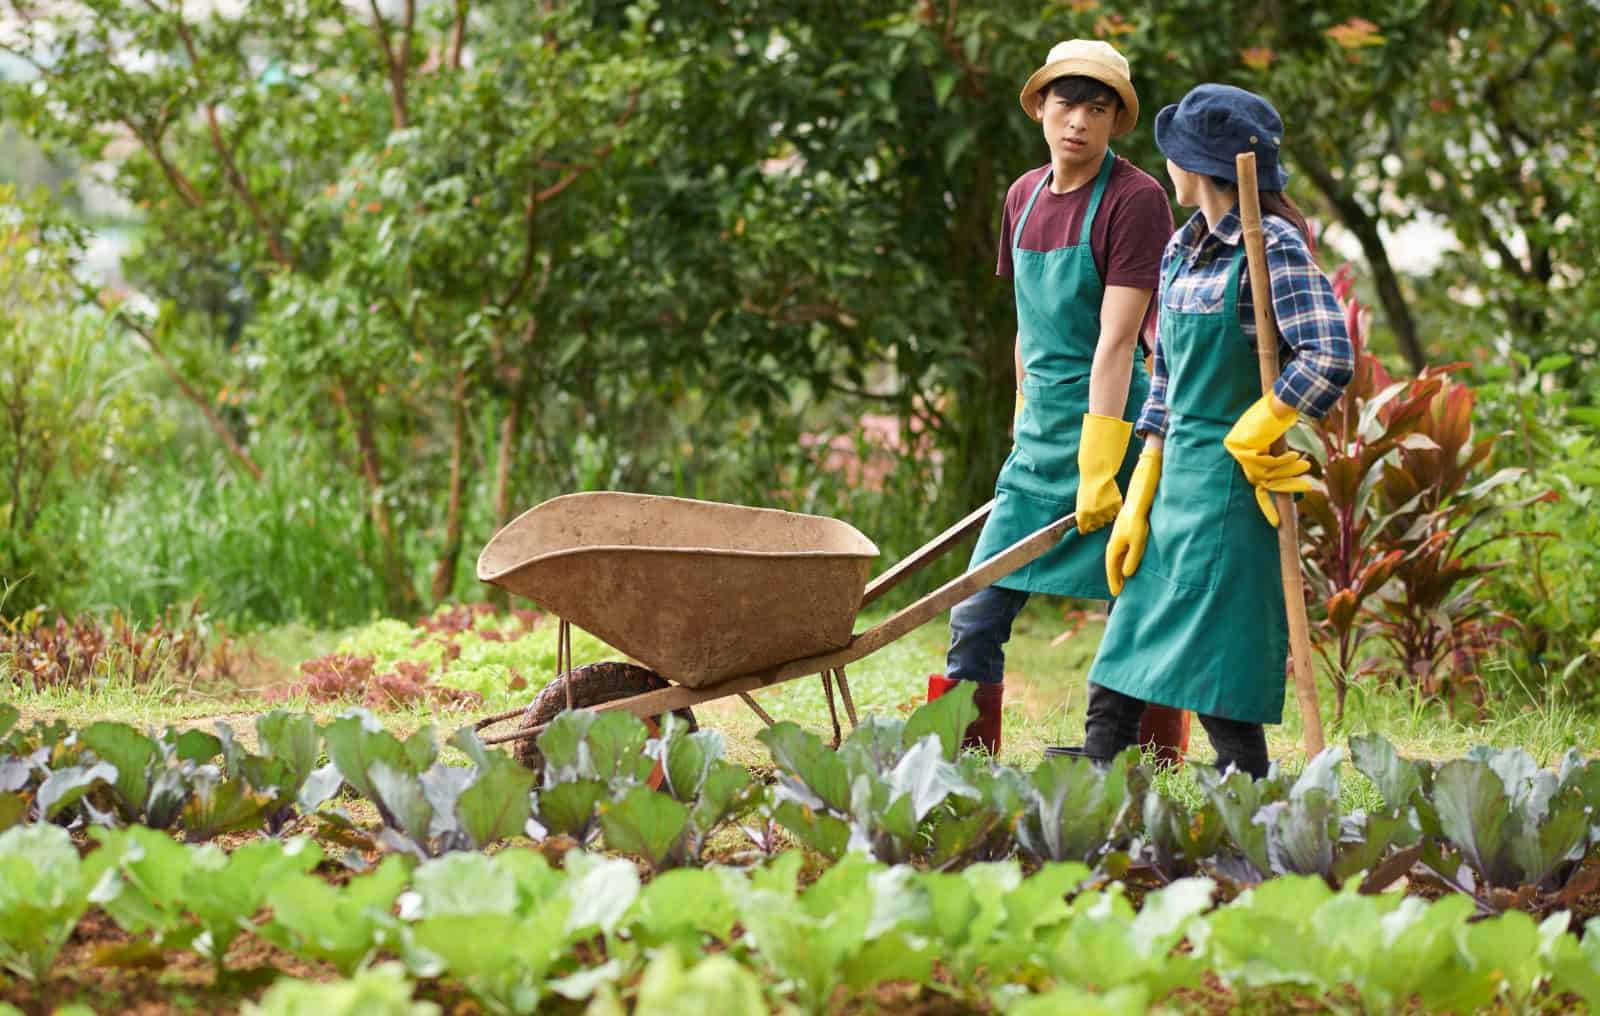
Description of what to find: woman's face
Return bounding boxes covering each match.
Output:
[1166,159,1200,206]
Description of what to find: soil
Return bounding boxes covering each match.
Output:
[0,910,332,1016]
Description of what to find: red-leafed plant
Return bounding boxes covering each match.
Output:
[0,600,238,692]
[263,652,481,710]
[1365,367,1548,710]
[1297,266,1548,720]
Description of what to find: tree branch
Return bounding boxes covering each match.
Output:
[502,91,639,306]
[368,0,411,128]
[153,0,294,265]
[1291,142,1426,372]
[450,0,469,69]
[103,298,265,482]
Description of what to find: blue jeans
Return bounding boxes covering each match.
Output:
[945,585,1030,685]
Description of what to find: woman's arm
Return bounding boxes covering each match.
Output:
[1134,332,1170,440]
[1252,220,1354,418]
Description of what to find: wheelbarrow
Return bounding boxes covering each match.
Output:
[473,491,1074,766]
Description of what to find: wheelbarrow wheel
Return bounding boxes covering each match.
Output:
[514,661,697,778]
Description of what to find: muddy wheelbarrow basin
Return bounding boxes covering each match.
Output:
[476,492,881,688]
[475,490,1072,749]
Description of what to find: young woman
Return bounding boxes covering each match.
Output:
[1081,84,1354,778]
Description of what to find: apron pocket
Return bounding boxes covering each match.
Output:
[1008,380,1088,488]
[1144,456,1233,593]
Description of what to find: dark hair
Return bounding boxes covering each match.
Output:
[1208,175,1314,252]
[1042,75,1123,111]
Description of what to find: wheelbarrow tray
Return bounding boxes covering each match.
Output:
[476,492,880,688]
[474,494,1074,746]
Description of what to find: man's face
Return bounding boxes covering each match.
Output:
[1037,88,1116,170]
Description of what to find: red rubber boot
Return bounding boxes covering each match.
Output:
[1138,704,1191,768]
[926,674,1004,755]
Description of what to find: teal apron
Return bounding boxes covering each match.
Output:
[968,150,1149,598]
[1086,246,1287,724]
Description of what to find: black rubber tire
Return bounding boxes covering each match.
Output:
[514,661,698,775]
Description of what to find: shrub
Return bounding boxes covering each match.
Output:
[1297,265,1547,720]
[0,186,147,615]
[1471,353,1600,694]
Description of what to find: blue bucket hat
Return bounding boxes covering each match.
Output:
[1155,83,1289,189]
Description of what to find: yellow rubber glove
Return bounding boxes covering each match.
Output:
[1075,413,1133,533]
[1223,394,1314,528]
[1106,447,1160,596]
[1014,390,1025,424]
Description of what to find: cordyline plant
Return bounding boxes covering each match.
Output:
[1296,265,1549,720]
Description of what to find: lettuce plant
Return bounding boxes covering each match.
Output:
[0,823,106,981]
[322,711,535,859]
[1017,747,1145,867]
[759,683,980,864]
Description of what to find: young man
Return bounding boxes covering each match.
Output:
[926,39,1182,757]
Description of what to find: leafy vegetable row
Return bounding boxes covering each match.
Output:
[8,823,1600,1014]
[7,689,1600,913]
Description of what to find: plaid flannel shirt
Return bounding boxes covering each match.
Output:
[1135,208,1353,438]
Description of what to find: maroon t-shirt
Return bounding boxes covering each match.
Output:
[997,156,1173,339]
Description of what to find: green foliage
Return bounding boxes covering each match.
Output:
[77,436,396,628]
[261,854,414,976]
[759,699,986,865]
[1472,360,1600,688]
[13,817,1600,1009]
[1298,269,1541,719]
[1018,747,1144,866]
[0,186,146,615]
[0,823,103,981]
[243,962,438,1016]
[0,0,1594,644]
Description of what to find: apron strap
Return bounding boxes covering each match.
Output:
[1013,170,1053,251]
[1221,244,1248,319]
[1077,149,1117,247]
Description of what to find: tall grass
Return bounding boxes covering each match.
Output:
[77,439,393,629]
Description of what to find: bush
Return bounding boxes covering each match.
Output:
[1469,355,1600,694]
[0,187,147,615]
[1297,266,1545,720]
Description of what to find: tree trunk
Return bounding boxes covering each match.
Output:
[429,371,469,604]
[335,385,419,616]
[1291,144,1426,373]
[494,388,525,529]
[949,146,1012,513]
[486,387,527,610]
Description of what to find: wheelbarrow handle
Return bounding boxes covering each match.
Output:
[859,498,995,610]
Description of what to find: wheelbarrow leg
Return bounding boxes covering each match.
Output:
[833,668,858,730]
[560,620,575,711]
[820,672,842,748]
[738,692,776,727]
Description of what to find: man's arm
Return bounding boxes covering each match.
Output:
[1087,285,1154,418]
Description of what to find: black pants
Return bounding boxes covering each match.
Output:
[1082,682,1269,779]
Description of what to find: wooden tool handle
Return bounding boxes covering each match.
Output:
[1235,152,1326,759]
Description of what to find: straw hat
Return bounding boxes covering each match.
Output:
[1019,39,1139,137]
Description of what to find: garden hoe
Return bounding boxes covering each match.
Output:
[1235,151,1326,759]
